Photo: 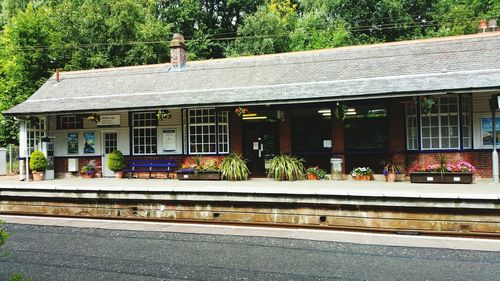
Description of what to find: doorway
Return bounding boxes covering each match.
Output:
[242,112,279,177]
[101,131,118,177]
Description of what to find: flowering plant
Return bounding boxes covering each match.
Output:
[351,167,374,176]
[306,166,327,179]
[410,161,476,174]
[234,107,249,117]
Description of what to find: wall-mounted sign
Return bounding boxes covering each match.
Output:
[323,140,332,148]
[162,129,176,152]
[97,115,120,126]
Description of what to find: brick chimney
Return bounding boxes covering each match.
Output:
[169,33,187,70]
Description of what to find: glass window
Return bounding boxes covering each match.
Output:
[27,118,46,155]
[59,115,83,129]
[188,109,229,154]
[461,94,472,149]
[420,95,460,150]
[405,101,418,150]
[132,112,157,155]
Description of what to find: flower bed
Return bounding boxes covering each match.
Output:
[409,161,476,184]
[176,168,220,180]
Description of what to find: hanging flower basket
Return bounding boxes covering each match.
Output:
[234,107,249,117]
[334,102,348,121]
[87,113,101,123]
[157,109,172,121]
[420,97,436,116]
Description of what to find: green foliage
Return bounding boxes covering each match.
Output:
[0,0,498,146]
[108,150,125,172]
[0,219,8,247]
[267,154,305,181]
[29,150,47,172]
[9,273,32,281]
[219,153,250,181]
[226,6,289,56]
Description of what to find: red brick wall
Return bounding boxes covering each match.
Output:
[229,113,243,154]
[279,111,292,153]
[406,151,493,178]
[55,156,101,174]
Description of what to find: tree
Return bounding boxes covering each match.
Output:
[290,10,353,51]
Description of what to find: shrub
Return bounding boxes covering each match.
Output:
[220,153,249,181]
[108,150,125,172]
[29,151,47,172]
[267,154,305,181]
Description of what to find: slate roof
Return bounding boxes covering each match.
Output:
[4,32,500,115]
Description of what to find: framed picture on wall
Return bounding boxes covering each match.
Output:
[83,132,95,154]
[481,117,500,146]
[67,133,79,154]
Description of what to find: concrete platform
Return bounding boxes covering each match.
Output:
[0,177,499,236]
[0,177,499,200]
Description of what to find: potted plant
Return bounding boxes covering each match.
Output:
[267,154,305,181]
[306,166,327,180]
[351,167,374,181]
[381,160,404,182]
[219,153,250,181]
[108,150,126,178]
[177,156,221,180]
[81,163,96,179]
[29,151,47,181]
[409,158,476,184]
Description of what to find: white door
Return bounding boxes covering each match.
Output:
[102,131,118,177]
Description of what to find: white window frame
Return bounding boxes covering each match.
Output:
[405,101,418,151]
[461,94,472,149]
[59,115,82,129]
[217,112,230,154]
[187,109,229,155]
[27,118,46,155]
[420,95,461,150]
[132,112,158,155]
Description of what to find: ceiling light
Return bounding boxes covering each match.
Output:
[322,113,332,116]
[318,109,331,114]
[347,108,356,112]
[242,113,257,117]
[243,116,267,120]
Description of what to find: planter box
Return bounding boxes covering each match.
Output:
[410,172,473,184]
[177,171,220,181]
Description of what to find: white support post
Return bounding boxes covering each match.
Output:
[493,110,499,184]
[8,144,12,175]
[18,120,28,181]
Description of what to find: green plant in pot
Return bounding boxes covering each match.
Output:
[381,159,404,182]
[267,154,305,181]
[29,151,47,181]
[219,153,250,181]
[108,150,126,178]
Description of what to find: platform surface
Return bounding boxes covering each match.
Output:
[1,176,500,200]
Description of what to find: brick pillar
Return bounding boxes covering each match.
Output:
[279,111,292,153]
[229,113,243,154]
[387,99,406,164]
[331,107,345,173]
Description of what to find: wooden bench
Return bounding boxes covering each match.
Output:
[124,159,177,179]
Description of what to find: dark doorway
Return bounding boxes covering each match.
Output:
[344,104,389,173]
[242,111,280,177]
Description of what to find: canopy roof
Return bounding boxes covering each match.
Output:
[4,32,500,115]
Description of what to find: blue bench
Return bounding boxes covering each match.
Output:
[124,159,177,179]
